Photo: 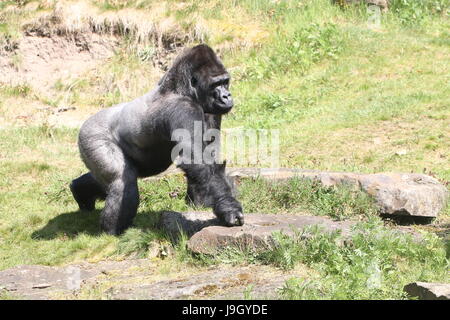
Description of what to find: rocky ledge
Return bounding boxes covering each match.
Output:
[160,211,420,255]
[227,168,449,219]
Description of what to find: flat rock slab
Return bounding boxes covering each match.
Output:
[0,260,151,299]
[110,265,301,300]
[0,261,301,300]
[227,168,449,218]
[404,282,450,300]
[160,211,357,254]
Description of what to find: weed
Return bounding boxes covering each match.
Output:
[244,22,344,80]
[116,228,159,258]
[201,218,449,299]
[238,177,378,220]
[277,219,448,299]
[389,0,449,26]
[0,83,32,97]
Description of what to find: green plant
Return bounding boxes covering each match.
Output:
[116,228,158,258]
[273,219,449,299]
[243,285,255,300]
[390,0,449,25]
[238,177,378,220]
[260,93,290,110]
[279,278,323,299]
[194,217,448,299]
[0,83,32,97]
[245,22,343,80]
[137,45,156,62]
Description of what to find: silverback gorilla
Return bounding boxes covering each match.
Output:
[70,44,244,235]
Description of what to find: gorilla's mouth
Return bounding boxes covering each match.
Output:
[213,101,233,113]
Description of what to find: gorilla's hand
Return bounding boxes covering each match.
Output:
[214,197,244,227]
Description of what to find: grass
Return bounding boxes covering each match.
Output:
[0,125,379,270]
[220,2,450,181]
[193,218,449,299]
[237,177,378,220]
[0,83,32,97]
[276,219,449,299]
[0,0,449,300]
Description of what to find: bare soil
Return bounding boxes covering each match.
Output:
[0,32,119,90]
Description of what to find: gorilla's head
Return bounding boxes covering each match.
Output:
[158,44,234,114]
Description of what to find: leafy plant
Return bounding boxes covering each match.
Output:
[116,228,159,258]
[390,0,449,25]
[137,45,156,62]
[274,219,449,299]
[246,22,344,80]
[238,177,378,220]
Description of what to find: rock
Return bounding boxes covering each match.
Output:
[404,282,450,300]
[394,149,408,156]
[227,168,449,219]
[0,261,304,300]
[160,211,357,254]
[159,210,222,239]
[32,283,52,289]
[109,265,303,300]
[0,260,152,299]
[0,265,87,299]
[148,167,448,219]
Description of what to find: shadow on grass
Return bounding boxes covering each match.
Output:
[31,210,164,240]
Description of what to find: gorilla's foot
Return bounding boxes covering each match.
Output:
[70,173,106,212]
[70,182,96,211]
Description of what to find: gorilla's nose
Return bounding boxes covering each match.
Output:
[222,94,233,106]
[215,87,233,108]
[222,92,231,100]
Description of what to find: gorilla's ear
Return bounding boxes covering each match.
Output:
[189,76,199,99]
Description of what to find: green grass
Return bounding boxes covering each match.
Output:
[194,218,449,299]
[46,47,160,110]
[0,126,380,269]
[276,219,449,299]
[237,177,378,220]
[0,83,32,97]
[0,0,449,300]
[221,1,450,181]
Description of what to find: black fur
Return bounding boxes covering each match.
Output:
[70,44,244,235]
[70,173,106,211]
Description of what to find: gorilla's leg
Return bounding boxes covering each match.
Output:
[79,136,140,235]
[70,173,106,211]
[100,166,139,235]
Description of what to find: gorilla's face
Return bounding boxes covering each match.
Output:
[209,74,233,114]
[193,73,233,115]
[159,44,235,115]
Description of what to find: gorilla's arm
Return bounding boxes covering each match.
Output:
[179,162,243,226]
[168,104,244,226]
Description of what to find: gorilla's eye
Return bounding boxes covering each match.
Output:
[211,79,230,91]
[191,76,198,87]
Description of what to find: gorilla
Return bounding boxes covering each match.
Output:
[70,44,244,235]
